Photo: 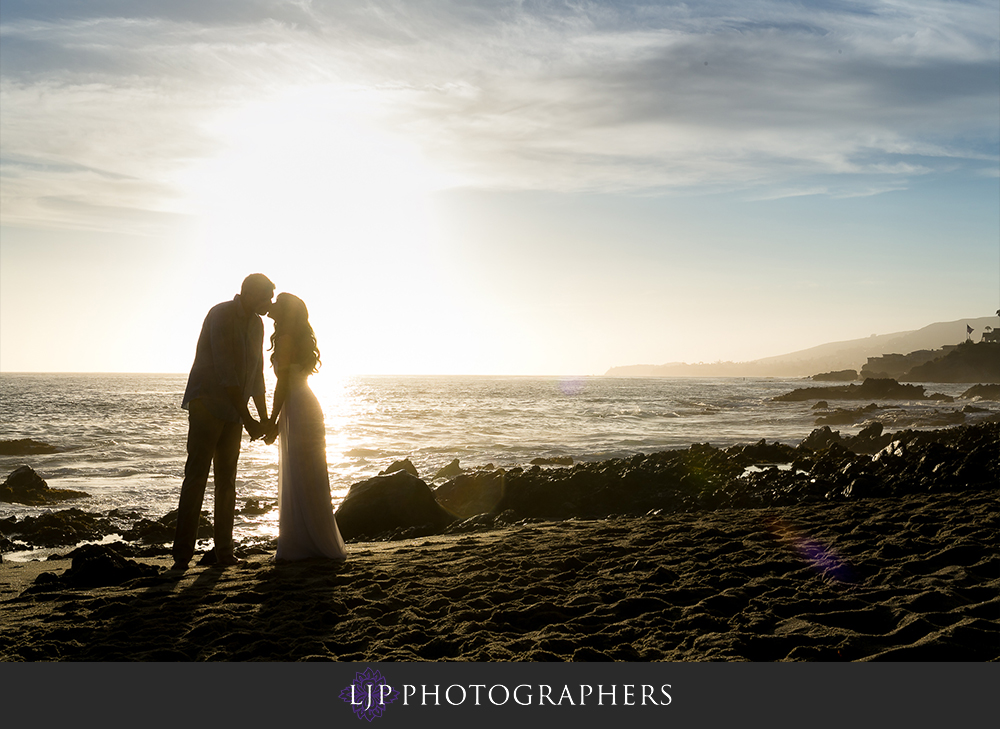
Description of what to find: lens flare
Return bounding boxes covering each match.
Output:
[766,517,854,584]
[558,378,585,396]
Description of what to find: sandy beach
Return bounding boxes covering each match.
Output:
[2,484,996,662]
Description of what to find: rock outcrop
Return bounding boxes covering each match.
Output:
[335,470,458,541]
[485,422,998,522]
[530,456,574,466]
[0,508,115,548]
[3,422,996,550]
[861,348,957,380]
[811,370,858,382]
[1,466,89,505]
[30,544,160,591]
[0,439,62,456]
[120,509,212,544]
[961,384,1000,400]
[434,469,506,518]
[433,459,464,480]
[378,458,419,477]
[773,378,951,403]
[902,342,1000,383]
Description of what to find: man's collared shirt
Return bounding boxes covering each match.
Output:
[182,294,265,422]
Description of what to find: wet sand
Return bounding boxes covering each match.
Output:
[2,486,996,661]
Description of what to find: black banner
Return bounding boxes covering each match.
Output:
[1,661,994,726]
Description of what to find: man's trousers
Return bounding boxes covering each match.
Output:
[171,398,243,564]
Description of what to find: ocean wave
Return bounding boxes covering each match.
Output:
[343,448,386,458]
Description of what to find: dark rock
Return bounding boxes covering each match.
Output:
[530,456,574,466]
[873,439,907,463]
[809,442,855,477]
[960,383,1000,400]
[120,519,174,544]
[0,530,21,553]
[158,508,212,534]
[335,470,458,541]
[122,509,212,543]
[379,458,419,478]
[953,457,994,488]
[727,439,798,465]
[844,421,893,455]
[60,544,160,587]
[25,543,161,592]
[489,444,744,519]
[914,442,960,482]
[433,459,464,480]
[238,498,273,515]
[493,509,520,526]
[337,423,1000,521]
[811,370,858,382]
[774,378,930,403]
[1,465,89,506]
[29,572,61,592]
[842,476,883,499]
[862,370,893,380]
[800,426,843,452]
[0,439,62,456]
[815,404,882,426]
[434,469,505,518]
[5,508,115,548]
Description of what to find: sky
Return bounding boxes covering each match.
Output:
[1,0,998,376]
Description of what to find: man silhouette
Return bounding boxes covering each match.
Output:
[171,273,275,570]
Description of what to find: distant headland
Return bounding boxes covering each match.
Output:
[606,316,1000,381]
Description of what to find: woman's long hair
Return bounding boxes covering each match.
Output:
[269,293,321,374]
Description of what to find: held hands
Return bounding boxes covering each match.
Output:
[242,407,278,444]
[244,417,278,444]
[263,420,280,446]
[244,418,267,441]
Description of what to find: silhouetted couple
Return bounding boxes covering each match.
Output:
[170,274,346,570]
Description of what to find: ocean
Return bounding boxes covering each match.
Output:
[1,373,994,561]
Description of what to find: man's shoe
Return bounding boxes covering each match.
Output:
[215,555,245,567]
[169,561,188,571]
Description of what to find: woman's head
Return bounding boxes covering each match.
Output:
[268,292,309,329]
[268,292,321,373]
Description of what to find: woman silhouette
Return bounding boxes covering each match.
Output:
[265,293,347,561]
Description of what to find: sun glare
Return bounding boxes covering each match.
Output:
[183,85,454,260]
[176,85,469,373]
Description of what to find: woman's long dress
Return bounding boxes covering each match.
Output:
[275,366,347,561]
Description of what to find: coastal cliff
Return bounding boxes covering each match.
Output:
[900,341,1000,383]
[606,316,998,378]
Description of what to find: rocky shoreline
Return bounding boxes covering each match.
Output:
[2,419,997,559]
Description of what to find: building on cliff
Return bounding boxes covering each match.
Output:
[861,346,959,380]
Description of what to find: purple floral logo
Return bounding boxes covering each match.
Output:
[339,667,400,721]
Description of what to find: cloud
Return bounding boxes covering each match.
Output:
[373,1,998,191]
[1,0,997,229]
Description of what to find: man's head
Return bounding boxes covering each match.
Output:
[241,273,275,316]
